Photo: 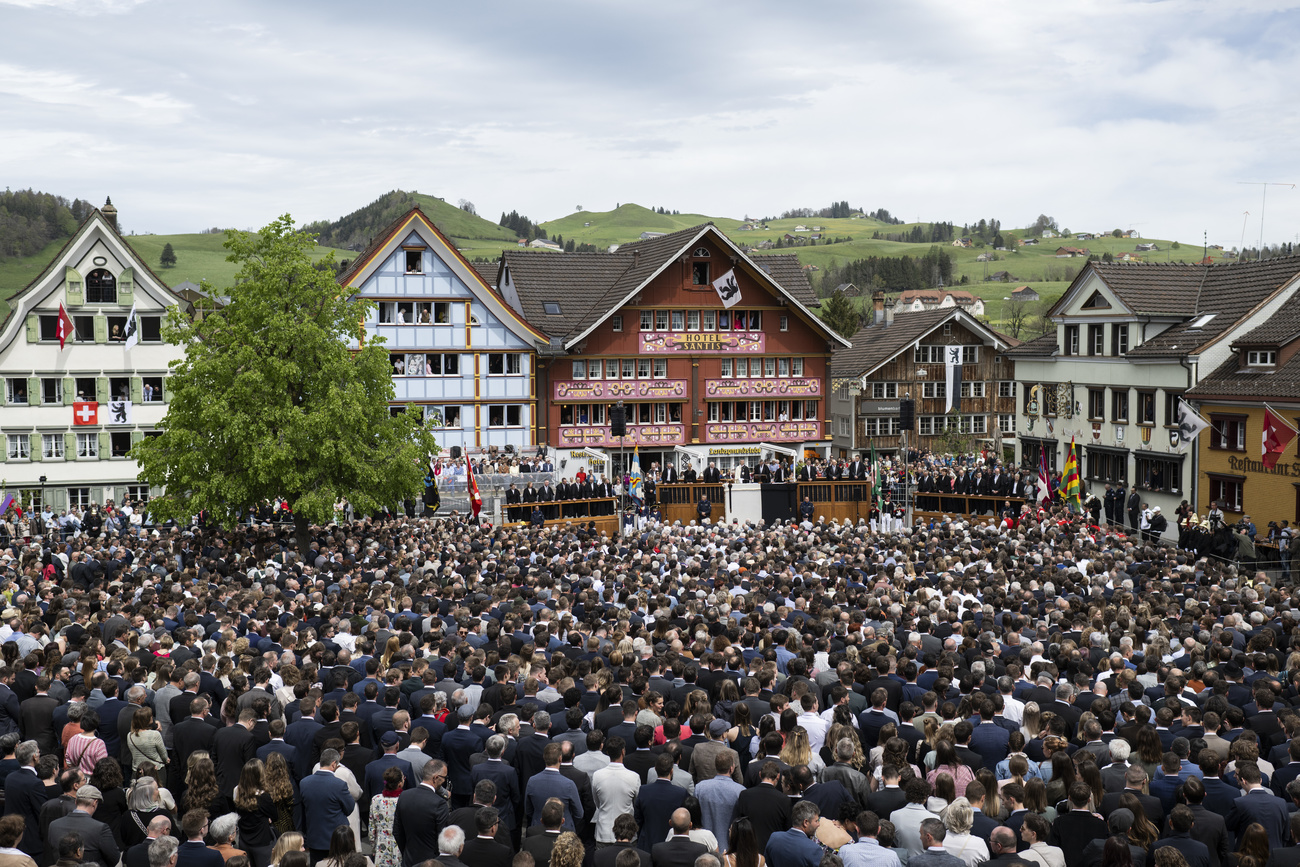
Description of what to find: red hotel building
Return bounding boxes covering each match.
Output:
[484,223,849,476]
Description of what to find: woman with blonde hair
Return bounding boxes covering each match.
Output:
[269,833,305,867]
[549,831,586,867]
[1021,702,1042,739]
[779,727,823,775]
[942,798,991,866]
[870,722,898,771]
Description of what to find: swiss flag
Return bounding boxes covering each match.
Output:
[1263,407,1297,469]
[73,402,99,425]
[466,458,482,519]
[57,303,75,350]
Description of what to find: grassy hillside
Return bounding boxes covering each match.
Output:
[303,190,517,251]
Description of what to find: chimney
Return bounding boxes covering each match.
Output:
[872,290,885,325]
[884,296,895,327]
[101,196,118,232]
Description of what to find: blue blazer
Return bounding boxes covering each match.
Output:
[1227,789,1292,850]
[523,768,583,831]
[363,755,416,802]
[299,769,356,851]
[472,759,522,830]
[284,718,323,780]
[256,739,298,769]
[441,726,486,796]
[765,828,823,867]
[968,723,1011,770]
[634,779,688,851]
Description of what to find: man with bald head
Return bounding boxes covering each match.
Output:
[651,808,708,867]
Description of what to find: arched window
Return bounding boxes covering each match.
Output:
[86,269,117,303]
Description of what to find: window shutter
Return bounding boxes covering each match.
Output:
[130,431,144,448]
[94,315,108,344]
[98,432,110,460]
[62,377,75,407]
[96,377,109,404]
[29,434,41,462]
[25,315,38,343]
[65,267,84,306]
[27,377,40,405]
[118,268,134,306]
[65,432,77,461]
[161,378,170,403]
[130,377,143,403]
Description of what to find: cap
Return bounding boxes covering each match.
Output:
[1108,808,1134,832]
[708,719,730,737]
[458,704,475,721]
[380,731,400,747]
[76,785,103,801]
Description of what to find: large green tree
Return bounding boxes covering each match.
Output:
[820,289,860,339]
[133,215,437,554]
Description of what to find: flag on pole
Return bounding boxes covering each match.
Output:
[945,346,962,413]
[1262,406,1298,469]
[1176,399,1210,451]
[0,492,13,517]
[1062,438,1083,512]
[123,302,139,350]
[870,443,883,512]
[712,268,742,309]
[1036,446,1052,506]
[56,303,75,350]
[466,458,482,519]
[628,447,644,503]
[424,467,440,514]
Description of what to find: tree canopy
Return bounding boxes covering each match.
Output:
[133,215,438,553]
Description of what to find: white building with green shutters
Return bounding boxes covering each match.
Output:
[0,200,185,514]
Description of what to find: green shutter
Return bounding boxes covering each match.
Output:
[65,432,76,461]
[65,267,84,306]
[25,315,38,343]
[29,434,41,462]
[94,315,107,344]
[130,377,143,403]
[62,377,74,407]
[118,268,134,306]
[27,377,39,406]
[161,378,169,403]
[130,431,144,448]
[98,432,110,461]
[96,377,109,404]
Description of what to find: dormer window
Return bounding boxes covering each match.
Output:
[86,269,116,303]
[404,250,423,273]
[692,262,710,285]
[1246,350,1277,367]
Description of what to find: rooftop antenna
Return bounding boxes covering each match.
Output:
[1238,211,1250,256]
[1237,181,1295,260]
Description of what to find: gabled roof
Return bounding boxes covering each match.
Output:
[337,207,548,344]
[830,308,1015,380]
[502,222,840,349]
[1187,303,1300,401]
[1005,332,1057,357]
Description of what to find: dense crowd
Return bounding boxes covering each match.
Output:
[0,491,1297,867]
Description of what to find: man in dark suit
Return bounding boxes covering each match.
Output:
[471,736,521,835]
[1178,778,1229,867]
[1265,814,1300,867]
[868,765,908,817]
[301,750,358,861]
[95,680,129,761]
[363,732,416,804]
[733,761,791,852]
[45,786,120,867]
[442,706,487,809]
[652,809,709,867]
[19,677,59,756]
[635,755,688,850]
[522,799,565,866]
[284,696,323,779]
[169,698,217,798]
[459,807,513,867]
[595,813,652,867]
[516,711,553,791]
[1048,783,1109,867]
[5,739,50,856]
[212,709,256,797]
[987,826,1036,867]
[393,760,450,867]
[765,800,825,867]
[255,719,298,768]
[969,703,1011,771]
[122,815,172,867]
[1227,763,1291,850]
[175,810,223,867]
[1100,766,1165,830]
[702,462,721,484]
[1152,806,1212,867]
[524,744,583,831]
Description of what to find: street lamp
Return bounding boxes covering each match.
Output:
[38,475,47,513]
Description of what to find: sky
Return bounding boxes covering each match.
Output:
[4,0,1300,246]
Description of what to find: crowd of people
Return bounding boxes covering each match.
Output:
[0,483,1297,867]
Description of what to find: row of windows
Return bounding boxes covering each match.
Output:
[1063,323,1130,357]
[632,309,786,333]
[377,301,453,325]
[918,414,989,435]
[863,417,903,437]
[389,403,522,428]
[37,313,161,344]
[10,485,149,513]
[6,431,147,461]
[914,345,980,364]
[5,376,165,406]
[1032,385,1183,426]
[560,403,686,426]
[842,381,1016,401]
[570,357,808,380]
[389,353,523,376]
[707,400,819,422]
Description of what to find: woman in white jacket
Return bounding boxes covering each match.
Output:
[941,799,990,866]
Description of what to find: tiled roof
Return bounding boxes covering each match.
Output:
[1232,299,1300,346]
[830,309,954,378]
[1187,348,1300,402]
[1005,332,1057,357]
[1085,256,1300,318]
[504,223,823,342]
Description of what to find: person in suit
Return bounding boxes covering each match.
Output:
[594,814,652,867]
[765,800,824,867]
[869,765,909,818]
[733,761,791,852]
[522,798,565,866]
[471,736,521,834]
[1151,805,1211,867]
[393,760,450,866]
[20,677,59,756]
[1048,783,1109,867]
[635,754,688,850]
[1100,767,1165,830]
[283,697,323,781]
[970,702,1012,771]
[1226,762,1291,850]
[45,786,120,867]
[174,810,222,867]
[516,711,553,791]
[300,749,358,861]
[121,815,172,867]
[363,731,416,806]
[651,809,709,867]
[168,698,217,800]
[524,743,583,832]
[702,462,721,484]
[987,826,1035,867]
[255,719,297,768]
[5,738,49,857]
[1178,778,1229,867]
[442,706,487,808]
[1127,490,1142,533]
[458,806,513,867]
[212,710,257,797]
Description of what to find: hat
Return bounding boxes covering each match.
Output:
[708,719,730,737]
[380,731,400,747]
[76,785,103,801]
[458,704,475,721]
[1108,808,1134,833]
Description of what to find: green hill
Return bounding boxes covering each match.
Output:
[301,189,517,251]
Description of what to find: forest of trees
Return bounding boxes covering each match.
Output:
[0,189,90,259]
[298,191,430,250]
[819,246,957,296]
[872,222,957,244]
[499,210,546,241]
[550,234,598,253]
[866,208,904,225]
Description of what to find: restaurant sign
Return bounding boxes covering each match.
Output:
[639,332,765,353]
[1226,455,1300,477]
[554,379,688,400]
[705,421,821,442]
[703,378,821,398]
[558,424,685,448]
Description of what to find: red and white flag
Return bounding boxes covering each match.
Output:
[73,402,99,425]
[466,459,483,519]
[1262,407,1297,469]
[56,303,75,349]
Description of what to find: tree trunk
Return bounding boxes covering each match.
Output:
[293,512,312,562]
